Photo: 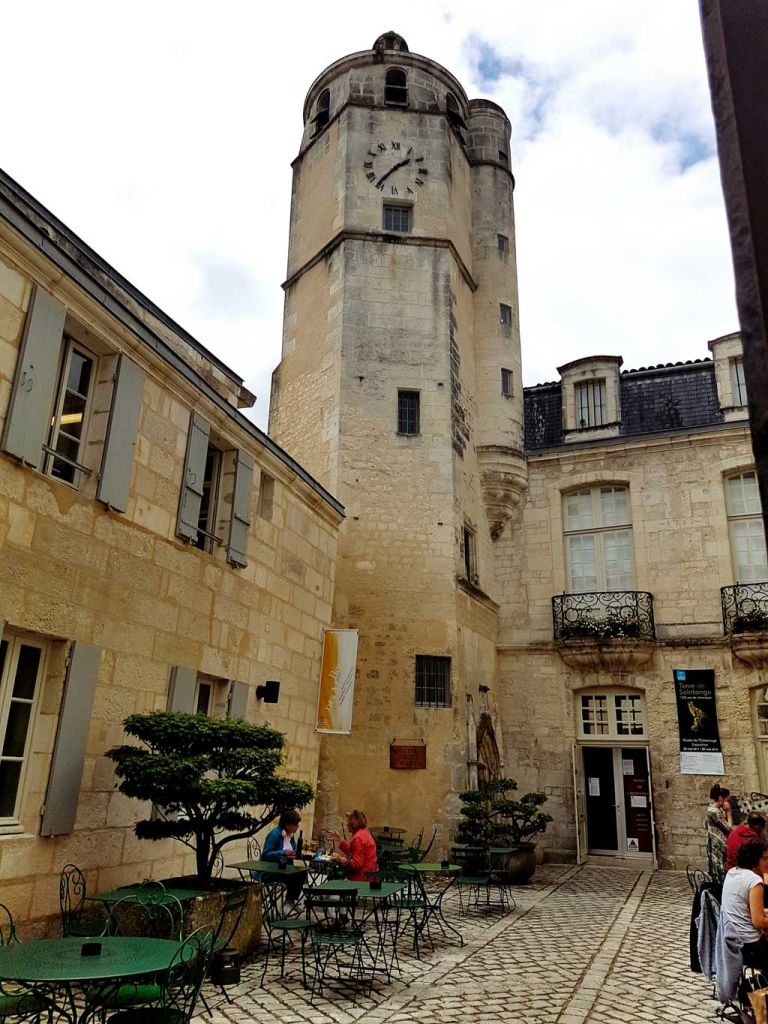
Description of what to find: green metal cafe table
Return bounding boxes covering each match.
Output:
[0,936,181,1023]
[228,858,308,880]
[88,884,208,907]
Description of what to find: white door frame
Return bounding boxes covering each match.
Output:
[574,741,656,866]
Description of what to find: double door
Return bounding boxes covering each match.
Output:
[574,745,655,861]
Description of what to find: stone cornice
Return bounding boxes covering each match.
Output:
[282,229,478,292]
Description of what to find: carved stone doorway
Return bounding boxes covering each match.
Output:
[476,712,501,787]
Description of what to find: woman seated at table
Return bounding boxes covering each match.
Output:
[328,810,378,881]
[721,838,768,969]
[262,809,304,904]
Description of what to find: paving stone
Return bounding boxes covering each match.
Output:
[193,866,713,1024]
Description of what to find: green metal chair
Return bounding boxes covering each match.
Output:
[258,876,311,986]
[305,887,373,1002]
[59,864,109,938]
[105,927,215,1024]
[0,904,47,1024]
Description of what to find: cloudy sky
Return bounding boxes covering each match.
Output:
[1,2,736,429]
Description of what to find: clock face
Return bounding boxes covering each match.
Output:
[362,140,429,196]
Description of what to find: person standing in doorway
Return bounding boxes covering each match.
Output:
[706,783,733,882]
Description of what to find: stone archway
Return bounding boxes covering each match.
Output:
[476,712,501,787]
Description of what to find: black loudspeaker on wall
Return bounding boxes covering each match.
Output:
[256,680,280,703]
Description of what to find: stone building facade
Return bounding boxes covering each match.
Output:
[271,32,767,869]
[0,170,342,930]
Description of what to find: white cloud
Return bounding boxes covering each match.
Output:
[0,1,736,426]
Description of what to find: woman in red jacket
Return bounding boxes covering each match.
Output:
[329,809,378,881]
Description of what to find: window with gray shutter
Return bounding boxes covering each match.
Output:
[227,451,254,568]
[40,641,100,836]
[228,681,249,720]
[176,413,211,542]
[96,355,145,512]
[167,666,198,713]
[1,285,66,468]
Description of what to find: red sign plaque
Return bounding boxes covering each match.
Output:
[389,744,427,770]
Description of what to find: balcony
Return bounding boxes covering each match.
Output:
[552,591,656,671]
[721,582,768,666]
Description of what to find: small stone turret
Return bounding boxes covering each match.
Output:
[468,100,528,538]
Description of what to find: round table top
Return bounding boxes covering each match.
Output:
[404,862,460,873]
[0,937,180,983]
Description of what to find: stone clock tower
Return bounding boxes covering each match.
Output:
[270,32,527,836]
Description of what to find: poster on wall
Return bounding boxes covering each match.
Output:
[315,629,359,734]
[674,669,724,774]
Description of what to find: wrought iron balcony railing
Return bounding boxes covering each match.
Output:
[552,591,656,643]
[721,582,768,635]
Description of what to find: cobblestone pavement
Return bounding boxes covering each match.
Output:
[199,865,716,1024]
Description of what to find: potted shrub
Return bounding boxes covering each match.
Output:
[107,711,314,951]
[454,777,552,883]
[560,613,641,641]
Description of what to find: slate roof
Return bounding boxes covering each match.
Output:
[523,359,724,452]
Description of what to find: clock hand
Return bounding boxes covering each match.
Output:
[375,157,411,188]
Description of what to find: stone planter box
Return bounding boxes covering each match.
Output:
[163,877,262,956]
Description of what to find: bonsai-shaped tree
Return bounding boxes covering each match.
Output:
[455,777,552,851]
[107,711,314,887]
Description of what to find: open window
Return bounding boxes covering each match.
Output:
[385,68,408,106]
[311,89,330,137]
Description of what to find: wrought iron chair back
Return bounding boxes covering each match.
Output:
[213,887,248,952]
[108,893,183,940]
[163,926,216,1022]
[246,837,262,862]
[0,903,19,946]
[59,863,88,936]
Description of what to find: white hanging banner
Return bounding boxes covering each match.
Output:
[315,629,359,734]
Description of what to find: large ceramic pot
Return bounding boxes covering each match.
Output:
[502,843,537,883]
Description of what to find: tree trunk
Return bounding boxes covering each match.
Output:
[196,833,212,887]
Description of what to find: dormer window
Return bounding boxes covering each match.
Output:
[385,68,408,106]
[311,89,330,137]
[575,380,606,428]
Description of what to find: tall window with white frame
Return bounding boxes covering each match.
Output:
[0,634,46,825]
[563,486,634,592]
[731,358,747,407]
[575,380,606,428]
[725,471,768,582]
[45,338,95,485]
[415,655,451,708]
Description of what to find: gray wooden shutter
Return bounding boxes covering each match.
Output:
[176,413,210,542]
[40,641,100,836]
[1,284,66,467]
[167,666,197,713]
[96,355,144,512]
[226,451,254,567]
[228,681,249,720]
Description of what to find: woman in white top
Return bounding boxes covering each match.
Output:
[721,838,768,967]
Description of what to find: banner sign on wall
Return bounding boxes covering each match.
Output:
[673,669,724,775]
[315,629,359,734]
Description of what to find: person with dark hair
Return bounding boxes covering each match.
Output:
[262,809,304,904]
[720,839,768,970]
[726,812,766,872]
[706,783,734,882]
[328,809,378,881]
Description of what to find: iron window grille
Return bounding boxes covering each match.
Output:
[383,204,411,233]
[397,390,420,435]
[575,380,607,428]
[415,655,451,708]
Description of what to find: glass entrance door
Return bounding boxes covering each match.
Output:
[583,746,618,853]
[581,745,654,858]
